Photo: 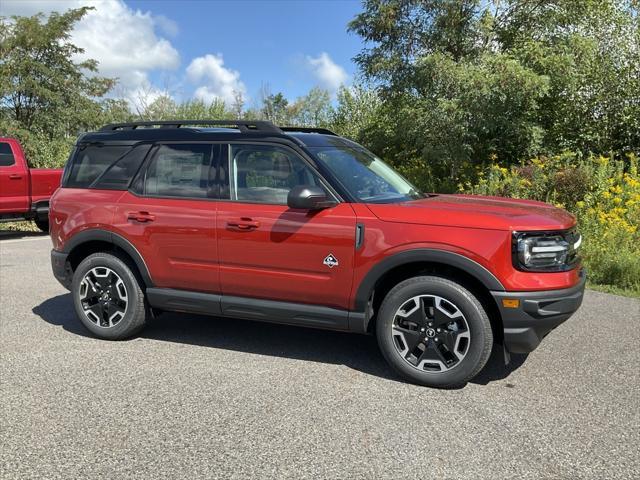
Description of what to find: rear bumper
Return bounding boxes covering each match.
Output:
[51,249,72,290]
[491,270,586,353]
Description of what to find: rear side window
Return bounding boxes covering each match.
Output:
[142,144,213,198]
[64,144,129,188]
[0,142,15,167]
[91,144,151,190]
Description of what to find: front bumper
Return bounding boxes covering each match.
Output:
[51,249,72,290]
[491,270,586,353]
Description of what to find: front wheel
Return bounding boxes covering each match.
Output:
[71,252,148,340]
[376,276,493,388]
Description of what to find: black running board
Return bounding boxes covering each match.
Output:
[146,288,365,332]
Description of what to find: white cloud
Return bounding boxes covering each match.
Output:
[186,54,246,105]
[1,0,180,108]
[305,52,349,91]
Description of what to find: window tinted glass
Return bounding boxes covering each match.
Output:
[65,145,129,188]
[91,144,151,190]
[226,144,320,204]
[0,142,15,167]
[143,144,212,198]
[311,146,422,203]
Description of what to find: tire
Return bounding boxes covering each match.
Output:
[71,252,148,340]
[376,275,493,388]
[34,218,49,233]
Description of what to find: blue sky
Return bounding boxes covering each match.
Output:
[2,0,364,108]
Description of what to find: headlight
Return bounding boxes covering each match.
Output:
[513,230,581,272]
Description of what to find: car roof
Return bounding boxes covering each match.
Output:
[77,121,361,149]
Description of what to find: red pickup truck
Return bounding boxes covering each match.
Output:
[0,137,62,232]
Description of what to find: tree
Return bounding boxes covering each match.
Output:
[348,0,640,185]
[0,8,114,166]
[0,8,114,130]
[331,83,382,140]
[262,92,289,125]
[288,88,332,127]
[231,90,245,119]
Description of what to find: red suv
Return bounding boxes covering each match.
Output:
[50,120,585,387]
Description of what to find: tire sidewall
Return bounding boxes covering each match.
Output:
[72,253,144,340]
[376,276,492,387]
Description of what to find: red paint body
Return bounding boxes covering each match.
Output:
[0,137,62,217]
[50,185,580,311]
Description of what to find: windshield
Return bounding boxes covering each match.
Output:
[310,146,423,203]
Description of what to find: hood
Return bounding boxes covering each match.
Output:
[366,194,576,231]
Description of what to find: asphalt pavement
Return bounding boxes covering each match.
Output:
[1,233,638,479]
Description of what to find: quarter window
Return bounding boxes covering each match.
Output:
[143,144,213,198]
[226,144,322,205]
[0,142,16,167]
[64,145,129,188]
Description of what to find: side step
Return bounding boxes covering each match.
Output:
[146,288,354,331]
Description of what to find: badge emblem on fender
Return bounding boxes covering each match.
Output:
[323,254,339,268]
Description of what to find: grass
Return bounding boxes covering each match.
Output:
[586,282,640,299]
[0,221,40,232]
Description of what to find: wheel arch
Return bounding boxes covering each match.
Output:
[62,229,153,288]
[353,249,504,340]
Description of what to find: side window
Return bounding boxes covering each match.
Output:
[65,145,129,188]
[226,144,322,205]
[0,142,16,167]
[91,144,151,190]
[143,144,213,199]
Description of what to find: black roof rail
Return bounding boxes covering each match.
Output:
[99,119,282,134]
[280,126,337,136]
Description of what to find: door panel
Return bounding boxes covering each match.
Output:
[217,202,357,309]
[216,143,357,310]
[114,192,217,292]
[0,141,28,214]
[113,144,219,293]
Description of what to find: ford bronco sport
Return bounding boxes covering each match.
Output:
[50,120,585,387]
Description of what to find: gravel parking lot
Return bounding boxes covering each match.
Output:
[1,233,638,479]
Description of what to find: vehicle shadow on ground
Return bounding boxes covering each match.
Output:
[33,293,527,387]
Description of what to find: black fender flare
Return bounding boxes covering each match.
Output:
[61,229,154,287]
[353,249,505,312]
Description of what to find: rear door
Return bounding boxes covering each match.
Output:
[0,140,29,214]
[114,143,220,293]
[216,143,357,310]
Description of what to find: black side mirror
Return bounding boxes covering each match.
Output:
[287,185,336,210]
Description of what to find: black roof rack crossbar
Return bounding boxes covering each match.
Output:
[100,120,282,134]
[280,126,337,136]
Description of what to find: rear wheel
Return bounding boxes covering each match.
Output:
[376,275,493,388]
[71,252,148,340]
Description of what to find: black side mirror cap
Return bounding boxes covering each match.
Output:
[287,185,336,210]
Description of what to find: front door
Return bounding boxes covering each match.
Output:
[113,143,219,293]
[0,141,28,214]
[216,143,357,310]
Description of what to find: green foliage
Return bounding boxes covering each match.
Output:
[136,95,231,121]
[349,0,640,172]
[0,8,115,168]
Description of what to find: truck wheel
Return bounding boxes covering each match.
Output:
[34,219,49,233]
[71,252,148,340]
[376,276,493,388]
